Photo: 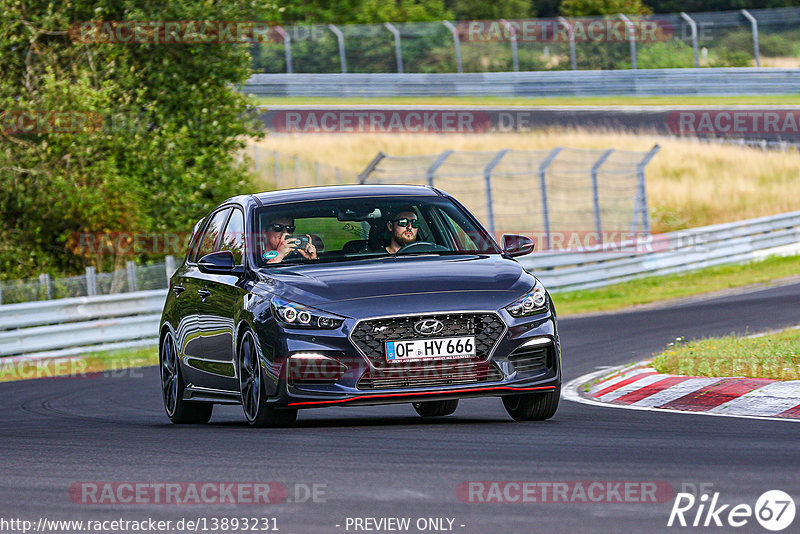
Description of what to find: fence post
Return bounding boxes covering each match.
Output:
[558,17,577,70]
[358,152,387,183]
[500,19,519,72]
[273,151,281,188]
[483,149,510,236]
[680,12,699,67]
[86,266,97,297]
[538,147,563,250]
[315,161,322,185]
[328,24,347,73]
[442,21,462,73]
[619,14,637,69]
[274,26,293,73]
[39,273,52,300]
[591,149,614,245]
[426,149,453,186]
[741,9,760,67]
[635,144,660,236]
[0,282,3,305]
[165,255,176,281]
[126,261,138,292]
[384,22,403,73]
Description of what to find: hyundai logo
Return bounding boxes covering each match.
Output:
[414,319,444,336]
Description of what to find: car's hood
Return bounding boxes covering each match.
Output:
[255,255,535,317]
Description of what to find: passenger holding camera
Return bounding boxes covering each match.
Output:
[263,217,317,264]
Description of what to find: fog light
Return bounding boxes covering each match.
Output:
[288,353,347,384]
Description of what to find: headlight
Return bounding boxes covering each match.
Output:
[270,296,345,329]
[505,283,548,317]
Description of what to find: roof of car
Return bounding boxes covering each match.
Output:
[251,184,441,206]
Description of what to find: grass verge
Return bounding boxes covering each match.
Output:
[0,345,157,383]
[651,327,800,380]
[552,253,800,317]
[252,95,800,107]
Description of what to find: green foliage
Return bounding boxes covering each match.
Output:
[622,40,695,68]
[445,0,536,20]
[0,0,265,279]
[280,0,452,24]
[559,0,652,17]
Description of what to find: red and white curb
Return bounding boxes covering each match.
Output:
[563,361,800,422]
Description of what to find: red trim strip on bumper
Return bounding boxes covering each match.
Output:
[288,385,557,407]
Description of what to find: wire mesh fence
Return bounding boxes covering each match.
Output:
[358,147,659,249]
[249,146,360,189]
[250,7,800,74]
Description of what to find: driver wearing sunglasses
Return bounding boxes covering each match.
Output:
[263,216,317,264]
[385,210,420,254]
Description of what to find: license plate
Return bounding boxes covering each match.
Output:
[385,336,476,362]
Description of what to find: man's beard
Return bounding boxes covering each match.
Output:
[396,232,416,246]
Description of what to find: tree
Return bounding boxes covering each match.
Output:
[559,0,652,16]
[0,0,267,279]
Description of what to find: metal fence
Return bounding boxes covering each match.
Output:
[243,68,800,97]
[0,257,177,305]
[357,147,659,246]
[250,7,800,74]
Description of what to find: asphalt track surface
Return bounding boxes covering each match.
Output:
[2,283,800,534]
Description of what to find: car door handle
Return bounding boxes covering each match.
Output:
[172,285,185,296]
[197,288,211,299]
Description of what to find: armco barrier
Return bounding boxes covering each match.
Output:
[243,68,800,98]
[1,212,799,359]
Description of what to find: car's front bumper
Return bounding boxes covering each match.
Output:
[256,306,561,410]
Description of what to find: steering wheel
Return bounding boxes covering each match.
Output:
[396,241,449,254]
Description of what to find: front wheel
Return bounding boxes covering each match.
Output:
[412,399,459,417]
[239,330,297,428]
[502,386,560,421]
[160,332,213,424]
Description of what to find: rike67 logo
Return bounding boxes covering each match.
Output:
[668,489,796,531]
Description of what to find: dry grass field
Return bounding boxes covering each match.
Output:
[250,131,800,233]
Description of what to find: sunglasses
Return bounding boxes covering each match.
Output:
[268,223,295,233]
[393,218,420,229]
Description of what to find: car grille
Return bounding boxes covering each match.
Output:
[350,312,506,369]
[357,360,504,390]
[508,345,552,374]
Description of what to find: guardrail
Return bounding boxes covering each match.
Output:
[2,211,799,360]
[243,68,800,98]
[521,210,800,291]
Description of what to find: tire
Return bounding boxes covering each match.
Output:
[160,332,213,424]
[238,330,297,428]
[412,399,459,417]
[502,386,560,421]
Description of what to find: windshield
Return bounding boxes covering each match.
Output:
[252,195,500,267]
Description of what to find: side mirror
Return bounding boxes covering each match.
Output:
[198,251,238,274]
[502,234,535,257]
